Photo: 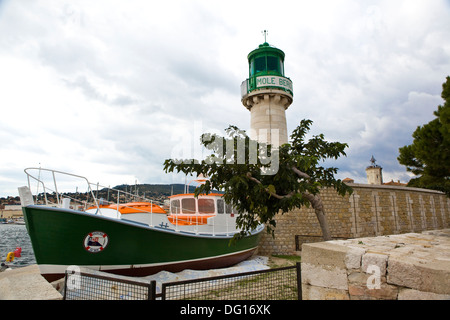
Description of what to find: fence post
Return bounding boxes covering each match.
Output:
[296,262,302,300]
[63,271,68,300]
[161,283,166,300]
[149,280,156,300]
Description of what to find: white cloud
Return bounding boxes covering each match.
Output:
[0,0,449,196]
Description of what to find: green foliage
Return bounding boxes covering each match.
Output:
[398,76,450,196]
[163,119,352,239]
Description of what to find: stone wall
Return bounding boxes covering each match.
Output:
[258,184,450,256]
[300,230,450,300]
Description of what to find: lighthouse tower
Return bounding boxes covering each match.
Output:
[241,36,293,146]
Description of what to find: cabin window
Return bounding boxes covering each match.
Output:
[217,199,224,214]
[225,203,238,215]
[171,199,180,214]
[198,199,215,214]
[181,198,196,214]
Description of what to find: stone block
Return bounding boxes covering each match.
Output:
[344,246,366,269]
[398,288,450,300]
[302,284,349,300]
[301,262,348,290]
[348,272,398,300]
[387,256,450,294]
[301,242,351,269]
[0,265,62,300]
[362,252,388,275]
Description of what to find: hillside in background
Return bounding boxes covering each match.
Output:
[109,183,197,198]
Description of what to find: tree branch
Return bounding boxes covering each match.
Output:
[290,166,310,180]
[246,172,261,185]
[246,172,296,199]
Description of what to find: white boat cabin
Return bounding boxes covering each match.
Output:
[168,193,238,227]
[169,193,237,215]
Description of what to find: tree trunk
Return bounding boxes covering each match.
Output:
[313,206,332,241]
[302,193,332,241]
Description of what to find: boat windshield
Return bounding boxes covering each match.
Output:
[198,199,215,214]
[217,199,238,215]
[170,199,180,214]
[226,203,236,214]
[170,196,238,215]
[181,198,196,214]
[217,199,224,214]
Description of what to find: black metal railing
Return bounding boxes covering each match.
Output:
[63,263,302,300]
[63,271,157,300]
[161,263,301,300]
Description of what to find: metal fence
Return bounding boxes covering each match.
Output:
[162,263,301,300]
[63,271,157,300]
[64,263,301,300]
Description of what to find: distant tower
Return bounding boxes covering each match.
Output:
[366,155,383,184]
[241,32,293,146]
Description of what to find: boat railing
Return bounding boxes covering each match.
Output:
[23,167,165,215]
[24,167,100,210]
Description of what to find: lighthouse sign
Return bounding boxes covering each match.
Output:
[256,75,293,92]
[241,75,293,99]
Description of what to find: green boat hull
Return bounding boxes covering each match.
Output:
[23,205,263,282]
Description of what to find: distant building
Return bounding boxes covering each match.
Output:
[343,178,354,184]
[383,180,407,186]
[342,158,407,186]
[0,204,22,219]
[366,155,383,185]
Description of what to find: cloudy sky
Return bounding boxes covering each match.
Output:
[0,0,449,197]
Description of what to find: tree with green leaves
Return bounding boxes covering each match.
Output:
[398,76,450,196]
[163,119,352,241]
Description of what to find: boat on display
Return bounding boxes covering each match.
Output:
[19,168,264,282]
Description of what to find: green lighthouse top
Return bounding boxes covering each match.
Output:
[247,42,285,77]
[241,33,293,101]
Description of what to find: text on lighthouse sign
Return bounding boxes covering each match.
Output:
[256,75,293,92]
